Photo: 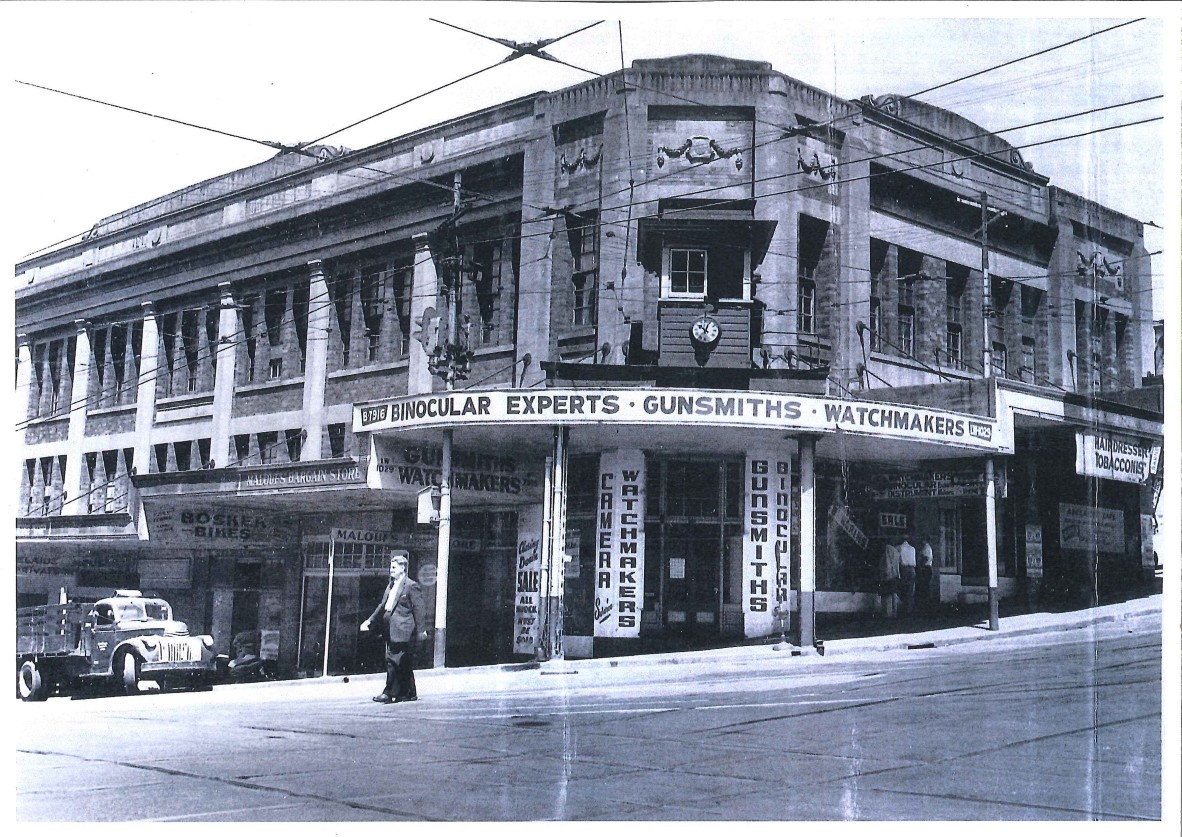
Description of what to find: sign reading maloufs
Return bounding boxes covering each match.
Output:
[355,389,1011,453]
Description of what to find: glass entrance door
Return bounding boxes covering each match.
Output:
[662,523,721,634]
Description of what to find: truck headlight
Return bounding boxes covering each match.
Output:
[141,636,158,650]
[200,635,215,649]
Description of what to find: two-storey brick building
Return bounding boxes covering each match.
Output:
[15,55,1162,674]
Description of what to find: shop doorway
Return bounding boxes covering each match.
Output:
[661,523,722,635]
[646,456,744,644]
[443,510,517,667]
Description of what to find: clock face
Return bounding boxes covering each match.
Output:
[690,316,721,345]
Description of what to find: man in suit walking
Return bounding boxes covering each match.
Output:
[361,553,427,703]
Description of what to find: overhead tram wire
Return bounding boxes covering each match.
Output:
[910,18,1145,100]
[23,17,1151,261]
[449,95,1164,262]
[452,99,1164,255]
[21,18,1153,259]
[14,80,301,155]
[17,47,571,258]
[772,17,1151,154]
[20,54,1161,427]
[299,57,511,149]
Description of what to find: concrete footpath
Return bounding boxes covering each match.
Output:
[273,594,1163,701]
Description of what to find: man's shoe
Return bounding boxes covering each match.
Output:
[394,695,418,703]
[372,694,393,703]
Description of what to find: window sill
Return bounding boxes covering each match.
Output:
[158,392,215,411]
[327,358,409,382]
[236,377,305,394]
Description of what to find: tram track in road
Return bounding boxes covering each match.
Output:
[16,746,447,822]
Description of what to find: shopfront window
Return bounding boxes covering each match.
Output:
[940,506,962,573]
[298,538,397,675]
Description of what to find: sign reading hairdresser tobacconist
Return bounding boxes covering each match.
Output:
[356,389,1011,452]
[1075,431,1161,485]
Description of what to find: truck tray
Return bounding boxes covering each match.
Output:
[16,603,88,657]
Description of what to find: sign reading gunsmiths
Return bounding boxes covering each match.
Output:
[238,462,365,493]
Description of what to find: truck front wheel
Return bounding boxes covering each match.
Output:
[118,652,140,695]
[18,660,50,702]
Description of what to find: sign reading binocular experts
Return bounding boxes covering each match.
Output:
[356,389,1010,452]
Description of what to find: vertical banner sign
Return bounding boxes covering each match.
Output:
[594,450,645,638]
[1024,525,1044,579]
[745,452,793,638]
[513,505,544,654]
[1140,515,1156,570]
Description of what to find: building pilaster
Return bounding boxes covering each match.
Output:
[211,283,238,468]
[516,116,557,388]
[15,334,32,509]
[61,320,91,515]
[409,234,440,395]
[301,262,330,459]
[133,303,160,538]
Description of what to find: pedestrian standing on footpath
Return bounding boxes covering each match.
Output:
[917,537,936,614]
[880,538,900,618]
[898,536,917,616]
[361,553,427,704]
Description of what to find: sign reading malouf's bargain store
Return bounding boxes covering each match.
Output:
[355,389,1010,452]
[1075,431,1161,485]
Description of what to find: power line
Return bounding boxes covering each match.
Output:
[15,79,299,153]
[301,57,511,148]
[452,101,1163,255]
[910,18,1146,99]
[21,19,1153,261]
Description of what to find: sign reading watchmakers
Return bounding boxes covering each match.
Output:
[368,437,542,501]
[355,389,1010,453]
[594,450,646,639]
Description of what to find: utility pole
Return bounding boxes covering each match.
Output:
[979,190,1000,632]
[981,191,994,378]
[430,172,467,669]
[538,427,568,661]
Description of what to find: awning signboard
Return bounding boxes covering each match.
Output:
[356,388,1011,454]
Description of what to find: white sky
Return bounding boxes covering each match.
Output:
[2,2,1177,319]
[2,3,1179,823]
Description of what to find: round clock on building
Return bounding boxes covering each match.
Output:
[690,315,721,346]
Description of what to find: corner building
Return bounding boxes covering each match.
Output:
[16,55,1163,673]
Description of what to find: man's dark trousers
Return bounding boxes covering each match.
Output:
[384,640,416,700]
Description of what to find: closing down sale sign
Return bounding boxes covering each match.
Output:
[355,389,1011,453]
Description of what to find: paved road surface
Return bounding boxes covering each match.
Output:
[16,611,1161,821]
